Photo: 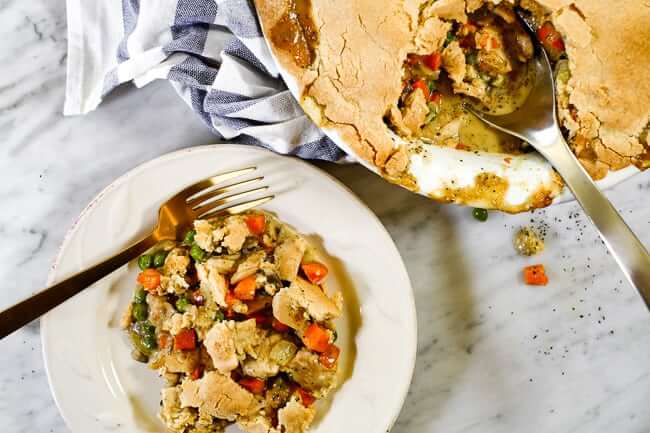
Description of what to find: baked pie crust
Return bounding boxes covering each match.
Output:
[256,0,649,211]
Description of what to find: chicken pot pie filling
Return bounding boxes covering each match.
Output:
[122,211,342,433]
[256,0,649,211]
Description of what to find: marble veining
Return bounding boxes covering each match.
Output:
[1,1,649,433]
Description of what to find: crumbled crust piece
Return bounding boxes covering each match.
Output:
[180,372,262,421]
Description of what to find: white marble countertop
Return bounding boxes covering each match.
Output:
[1,2,650,433]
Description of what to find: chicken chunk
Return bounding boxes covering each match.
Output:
[400,89,429,135]
[164,248,190,276]
[231,251,266,284]
[147,294,176,329]
[241,333,286,379]
[203,320,264,374]
[180,372,262,421]
[283,349,337,394]
[160,386,197,433]
[274,236,307,281]
[223,217,250,252]
[277,399,316,433]
[194,220,223,253]
[272,277,341,330]
[442,41,467,84]
[196,258,229,308]
[160,349,201,374]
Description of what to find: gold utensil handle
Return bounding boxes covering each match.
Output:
[0,234,157,339]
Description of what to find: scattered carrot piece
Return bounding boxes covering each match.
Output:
[158,333,169,349]
[239,377,266,394]
[302,323,331,353]
[523,264,549,286]
[233,275,257,301]
[245,214,266,236]
[422,52,442,71]
[297,388,316,407]
[137,269,161,291]
[174,328,197,351]
[301,262,329,285]
[319,344,341,369]
[412,79,431,100]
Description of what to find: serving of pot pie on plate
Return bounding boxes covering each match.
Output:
[122,211,343,433]
[255,0,650,212]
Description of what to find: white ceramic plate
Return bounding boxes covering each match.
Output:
[41,145,416,433]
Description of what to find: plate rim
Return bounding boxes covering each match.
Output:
[40,144,418,433]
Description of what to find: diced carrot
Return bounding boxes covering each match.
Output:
[523,264,549,286]
[422,52,442,71]
[429,91,442,104]
[297,388,316,407]
[412,79,431,101]
[490,37,500,49]
[272,318,290,332]
[225,290,237,307]
[234,275,257,301]
[537,22,565,57]
[301,262,329,285]
[174,328,197,351]
[191,365,204,380]
[137,269,161,291]
[456,143,469,151]
[302,323,331,353]
[245,214,266,236]
[158,333,170,349]
[239,377,266,395]
[319,344,341,369]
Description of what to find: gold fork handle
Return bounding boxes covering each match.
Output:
[541,134,650,307]
[0,233,158,339]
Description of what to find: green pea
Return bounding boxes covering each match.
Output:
[214,310,225,322]
[129,331,150,355]
[183,230,196,245]
[134,320,155,337]
[190,244,207,262]
[153,250,168,268]
[142,334,157,351]
[133,287,147,304]
[138,254,153,270]
[175,296,190,313]
[466,52,478,66]
[472,208,489,222]
[444,30,455,47]
[132,303,149,321]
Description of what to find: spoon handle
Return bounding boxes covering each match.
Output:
[542,135,650,307]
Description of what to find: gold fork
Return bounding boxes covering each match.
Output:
[0,167,273,339]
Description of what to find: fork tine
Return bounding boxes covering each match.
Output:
[187,177,264,207]
[174,167,257,201]
[199,195,274,220]
[192,186,270,214]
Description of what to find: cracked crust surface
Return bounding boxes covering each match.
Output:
[256,0,648,199]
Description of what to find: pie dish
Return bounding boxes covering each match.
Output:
[41,145,416,433]
[122,211,343,433]
[255,0,649,213]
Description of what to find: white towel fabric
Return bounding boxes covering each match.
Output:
[64,0,347,161]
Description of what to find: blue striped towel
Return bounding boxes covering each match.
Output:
[64,0,346,161]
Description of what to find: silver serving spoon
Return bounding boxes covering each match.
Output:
[466,14,650,308]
